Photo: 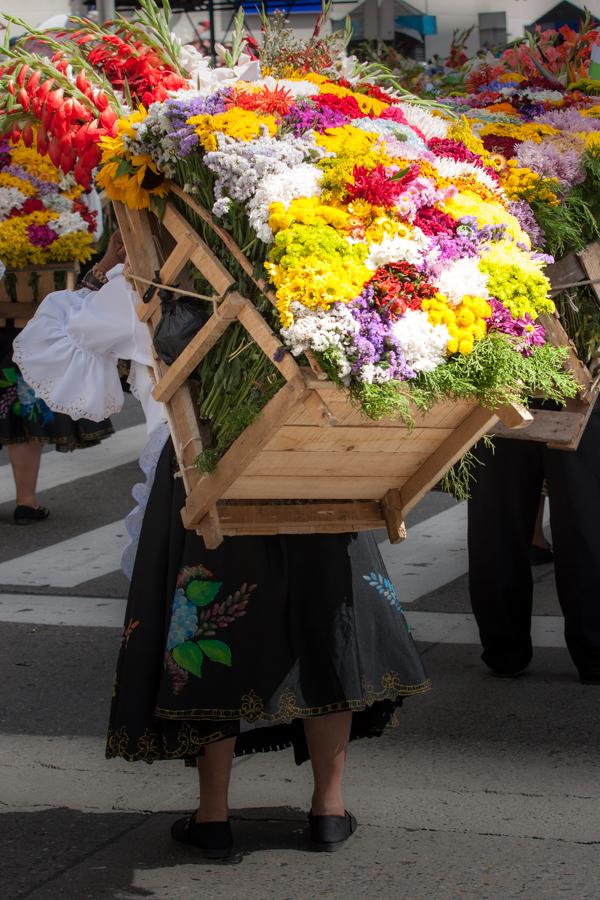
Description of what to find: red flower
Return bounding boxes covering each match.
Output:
[413,206,457,237]
[21,198,45,214]
[312,92,366,119]
[228,84,295,116]
[367,261,437,317]
[482,134,520,158]
[347,163,419,206]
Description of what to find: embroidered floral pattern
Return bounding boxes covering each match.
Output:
[363,571,403,612]
[0,365,54,424]
[165,564,257,694]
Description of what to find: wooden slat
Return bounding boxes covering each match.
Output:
[244,450,430,478]
[382,489,406,544]
[265,425,454,453]
[496,402,533,429]
[237,301,301,384]
[163,202,235,294]
[222,475,407,500]
[546,250,584,295]
[13,270,32,328]
[216,501,385,533]
[37,270,56,302]
[539,313,591,393]
[578,241,600,307]
[182,377,310,528]
[399,405,500,515]
[0,301,36,319]
[152,292,246,403]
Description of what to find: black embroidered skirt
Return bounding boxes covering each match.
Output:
[0,326,113,450]
[107,439,431,765]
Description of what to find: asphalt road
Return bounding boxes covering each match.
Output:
[1,396,599,900]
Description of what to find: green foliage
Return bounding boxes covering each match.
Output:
[197,640,232,667]
[532,153,600,257]
[172,641,203,678]
[185,579,222,607]
[440,435,495,500]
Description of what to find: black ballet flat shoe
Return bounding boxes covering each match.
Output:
[308,810,357,852]
[529,544,554,566]
[13,505,50,525]
[170,815,233,860]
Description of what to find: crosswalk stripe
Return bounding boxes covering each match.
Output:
[0,590,567,648]
[0,423,147,504]
[0,521,128,588]
[379,502,468,604]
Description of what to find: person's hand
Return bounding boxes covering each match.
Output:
[97,230,126,275]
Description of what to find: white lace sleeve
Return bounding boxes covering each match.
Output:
[13,267,153,422]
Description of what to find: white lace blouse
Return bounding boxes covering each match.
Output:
[12,264,166,437]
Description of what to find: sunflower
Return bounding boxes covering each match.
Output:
[96,109,168,210]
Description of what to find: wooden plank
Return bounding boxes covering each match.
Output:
[546,250,584,295]
[578,241,600,306]
[0,302,36,319]
[152,292,246,403]
[182,377,310,528]
[216,500,386,534]
[381,489,406,544]
[399,405,500,515]
[265,425,454,453]
[13,270,32,328]
[539,313,591,393]
[222,475,408,500]
[244,450,430,478]
[237,301,302,384]
[163,202,235,295]
[36,270,56,302]
[496,402,533,429]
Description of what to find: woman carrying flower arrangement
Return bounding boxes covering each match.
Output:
[14,234,431,857]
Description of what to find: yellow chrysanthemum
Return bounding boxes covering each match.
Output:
[315,124,378,157]
[10,140,61,183]
[501,160,560,204]
[0,172,37,196]
[268,197,351,234]
[423,294,490,355]
[187,109,277,151]
[479,122,560,143]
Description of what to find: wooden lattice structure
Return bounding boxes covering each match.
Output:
[493,242,600,451]
[114,190,530,548]
[0,264,78,328]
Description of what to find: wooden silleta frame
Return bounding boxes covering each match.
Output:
[113,191,530,549]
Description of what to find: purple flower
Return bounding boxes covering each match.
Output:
[282,101,347,136]
[515,139,585,188]
[342,286,415,380]
[2,163,60,195]
[28,224,58,248]
[486,298,545,355]
[162,91,229,157]
[508,200,544,249]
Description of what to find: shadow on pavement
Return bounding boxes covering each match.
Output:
[3,806,311,900]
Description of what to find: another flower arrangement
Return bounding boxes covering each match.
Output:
[0,136,96,267]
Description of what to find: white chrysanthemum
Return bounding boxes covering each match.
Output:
[365,229,430,269]
[212,197,231,218]
[45,194,72,213]
[432,257,489,306]
[431,156,502,193]
[281,302,357,378]
[0,187,27,220]
[357,363,396,384]
[51,211,89,236]
[399,103,449,140]
[390,309,449,373]
[248,163,323,242]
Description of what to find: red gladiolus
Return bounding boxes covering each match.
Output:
[6,80,15,95]
[17,88,30,111]
[47,89,64,110]
[27,71,42,92]
[94,90,109,111]
[36,79,53,101]
[16,65,29,87]
[48,135,62,167]
[76,71,91,93]
[10,123,21,143]
[100,106,117,130]
[22,124,34,147]
[36,124,49,156]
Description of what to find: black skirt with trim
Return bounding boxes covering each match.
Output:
[106,439,430,765]
[0,326,113,451]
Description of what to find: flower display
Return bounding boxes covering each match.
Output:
[0,137,95,267]
[0,2,577,450]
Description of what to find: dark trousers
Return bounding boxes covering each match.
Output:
[467,401,600,677]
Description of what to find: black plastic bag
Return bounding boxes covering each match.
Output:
[153,295,211,365]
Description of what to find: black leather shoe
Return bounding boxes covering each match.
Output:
[308,810,357,852]
[13,505,50,525]
[171,814,233,859]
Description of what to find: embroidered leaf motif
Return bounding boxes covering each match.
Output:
[1,367,17,386]
[363,572,403,612]
[172,640,203,678]
[197,639,232,667]
[186,579,222,607]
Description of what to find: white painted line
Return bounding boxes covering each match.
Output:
[405,611,566,648]
[0,423,147,504]
[0,592,568,649]
[380,502,468,604]
[0,521,128,587]
[0,592,126,627]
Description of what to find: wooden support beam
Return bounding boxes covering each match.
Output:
[181,377,310,529]
[237,301,302,384]
[539,313,592,393]
[578,241,600,307]
[152,292,246,404]
[495,402,533,429]
[399,405,499,515]
[381,489,407,544]
[216,500,386,534]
